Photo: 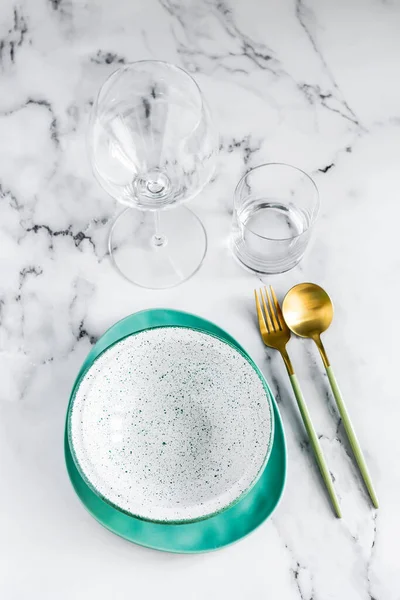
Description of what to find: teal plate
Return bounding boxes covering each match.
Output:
[65,309,287,553]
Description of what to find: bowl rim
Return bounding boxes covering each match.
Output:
[67,317,275,524]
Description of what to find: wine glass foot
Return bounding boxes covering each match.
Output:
[109,206,207,289]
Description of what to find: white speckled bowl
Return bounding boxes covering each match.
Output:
[69,326,274,523]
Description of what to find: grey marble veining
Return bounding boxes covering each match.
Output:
[0,0,399,598]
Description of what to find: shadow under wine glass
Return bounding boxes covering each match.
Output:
[88,60,218,289]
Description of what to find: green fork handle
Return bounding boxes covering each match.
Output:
[289,373,342,518]
[325,366,379,508]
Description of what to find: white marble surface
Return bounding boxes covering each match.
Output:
[0,0,399,598]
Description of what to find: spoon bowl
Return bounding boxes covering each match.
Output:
[282,283,333,340]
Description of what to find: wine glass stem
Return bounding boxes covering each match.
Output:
[152,211,167,247]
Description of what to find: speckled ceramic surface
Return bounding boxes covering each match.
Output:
[69,326,274,523]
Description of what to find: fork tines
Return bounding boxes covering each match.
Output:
[255,286,285,333]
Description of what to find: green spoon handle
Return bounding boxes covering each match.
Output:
[325,366,379,508]
[289,373,342,518]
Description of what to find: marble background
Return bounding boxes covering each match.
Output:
[0,0,399,598]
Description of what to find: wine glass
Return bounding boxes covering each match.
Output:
[88,60,218,288]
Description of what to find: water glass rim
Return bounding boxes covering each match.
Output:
[234,162,320,242]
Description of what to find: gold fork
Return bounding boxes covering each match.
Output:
[255,286,342,518]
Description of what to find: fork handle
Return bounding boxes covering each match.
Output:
[289,373,342,518]
[325,366,379,508]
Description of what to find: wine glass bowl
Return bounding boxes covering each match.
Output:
[89,61,216,211]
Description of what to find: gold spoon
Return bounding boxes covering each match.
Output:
[282,283,379,508]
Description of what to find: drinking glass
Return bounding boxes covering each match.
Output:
[231,163,319,274]
[88,61,218,288]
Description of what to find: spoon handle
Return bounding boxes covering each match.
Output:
[289,373,342,518]
[324,366,379,508]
